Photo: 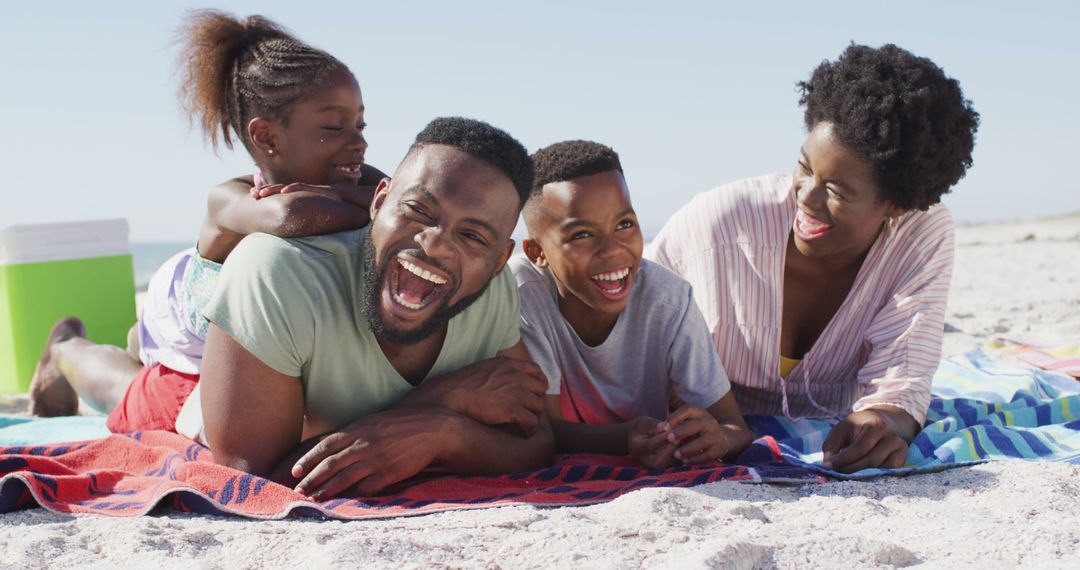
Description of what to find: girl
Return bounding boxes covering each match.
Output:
[29,10,383,432]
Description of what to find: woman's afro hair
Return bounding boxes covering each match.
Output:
[799,43,980,210]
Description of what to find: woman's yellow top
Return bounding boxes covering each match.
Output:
[779,354,801,378]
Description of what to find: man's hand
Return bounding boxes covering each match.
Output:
[664,405,754,465]
[291,408,454,500]
[821,407,918,473]
[627,417,677,469]
[409,356,547,436]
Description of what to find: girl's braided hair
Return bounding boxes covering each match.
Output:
[177,9,348,155]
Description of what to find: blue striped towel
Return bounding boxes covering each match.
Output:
[744,346,1080,479]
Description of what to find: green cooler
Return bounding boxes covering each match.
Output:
[0,219,136,393]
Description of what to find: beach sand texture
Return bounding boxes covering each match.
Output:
[1,215,1079,568]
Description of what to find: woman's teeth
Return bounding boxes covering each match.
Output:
[399,258,448,285]
[794,209,833,241]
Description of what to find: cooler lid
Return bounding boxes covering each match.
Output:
[0,219,131,265]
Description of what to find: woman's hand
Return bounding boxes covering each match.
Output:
[821,407,919,473]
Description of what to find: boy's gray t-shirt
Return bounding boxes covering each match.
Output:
[510,257,730,424]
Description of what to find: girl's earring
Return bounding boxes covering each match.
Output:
[267,148,276,156]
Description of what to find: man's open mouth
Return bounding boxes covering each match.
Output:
[387,254,451,312]
[589,266,632,300]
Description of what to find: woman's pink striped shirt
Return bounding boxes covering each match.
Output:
[645,174,954,424]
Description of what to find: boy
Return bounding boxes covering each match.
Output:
[511,140,753,468]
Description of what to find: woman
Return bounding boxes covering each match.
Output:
[647,44,979,472]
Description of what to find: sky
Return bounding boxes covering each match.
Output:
[2,1,1078,243]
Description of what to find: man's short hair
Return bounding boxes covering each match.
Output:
[410,117,534,210]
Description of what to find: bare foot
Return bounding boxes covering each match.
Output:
[28,317,86,417]
[125,323,141,362]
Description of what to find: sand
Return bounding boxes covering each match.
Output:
[2,215,1079,569]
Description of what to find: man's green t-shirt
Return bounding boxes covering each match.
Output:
[174,227,520,441]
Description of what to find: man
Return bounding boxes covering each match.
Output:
[193,117,553,499]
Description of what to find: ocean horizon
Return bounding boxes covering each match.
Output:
[132,242,189,290]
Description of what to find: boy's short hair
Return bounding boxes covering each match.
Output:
[524,140,623,227]
[530,140,623,194]
[410,116,534,210]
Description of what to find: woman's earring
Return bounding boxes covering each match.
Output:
[267,148,275,156]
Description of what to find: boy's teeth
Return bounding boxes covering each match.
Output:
[399,258,448,285]
[592,267,630,281]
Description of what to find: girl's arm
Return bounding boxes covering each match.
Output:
[197,164,387,262]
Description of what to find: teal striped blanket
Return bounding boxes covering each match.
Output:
[746,347,1080,479]
[3,347,1078,481]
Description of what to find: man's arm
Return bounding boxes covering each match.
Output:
[394,340,548,435]
[289,342,555,499]
[414,340,555,470]
[199,324,305,478]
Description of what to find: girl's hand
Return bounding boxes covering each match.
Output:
[250,182,341,201]
[250,183,375,221]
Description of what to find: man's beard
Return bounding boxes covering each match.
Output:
[361,235,491,345]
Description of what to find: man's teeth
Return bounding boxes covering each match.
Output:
[393,293,423,310]
[591,268,630,282]
[399,258,448,285]
[336,165,360,173]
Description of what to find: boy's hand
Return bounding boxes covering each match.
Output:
[665,405,753,465]
[627,417,677,469]
[821,408,916,473]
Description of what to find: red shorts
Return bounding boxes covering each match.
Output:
[106,363,199,433]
